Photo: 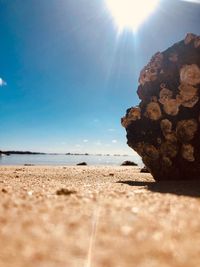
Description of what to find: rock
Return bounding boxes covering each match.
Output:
[121,161,138,166]
[122,33,200,181]
[1,188,8,193]
[56,188,76,196]
[76,162,87,166]
[140,166,150,173]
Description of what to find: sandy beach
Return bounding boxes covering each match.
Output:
[0,166,200,267]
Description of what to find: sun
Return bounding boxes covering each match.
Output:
[106,0,159,32]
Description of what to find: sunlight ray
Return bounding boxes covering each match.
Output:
[85,206,101,267]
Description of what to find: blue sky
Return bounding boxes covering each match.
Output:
[0,0,200,154]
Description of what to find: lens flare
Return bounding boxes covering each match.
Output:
[106,0,159,32]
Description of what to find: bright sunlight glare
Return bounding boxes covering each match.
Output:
[106,0,160,32]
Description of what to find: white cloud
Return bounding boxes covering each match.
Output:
[83,139,89,143]
[75,144,81,148]
[0,78,7,87]
[105,144,111,147]
[112,139,117,143]
[108,128,115,132]
[182,0,200,3]
[94,141,102,146]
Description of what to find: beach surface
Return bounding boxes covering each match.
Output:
[0,166,200,267]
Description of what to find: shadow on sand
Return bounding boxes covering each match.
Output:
[117,180,200,197]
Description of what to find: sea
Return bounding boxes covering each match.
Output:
[0,154,143,167]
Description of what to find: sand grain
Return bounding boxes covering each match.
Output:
[0,166,200,267]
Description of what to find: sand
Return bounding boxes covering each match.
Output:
[0,166,200,267]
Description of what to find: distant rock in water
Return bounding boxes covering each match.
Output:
[0,151,10,156]
[122,33,200,181]
[76,162,87,166]
[121,161,138,166]
[140,166,150,173]
[1,151,44,155]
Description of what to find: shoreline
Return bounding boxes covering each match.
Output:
[0,154,143,167]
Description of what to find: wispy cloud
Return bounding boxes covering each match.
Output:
[75,144,81,148]
[94,141,102,146]
[0,78,7,87]
[182,0,200,3]
[112,139,117,143]
[105,144,111,147]
[83,139,89,143]
[108,128,115,132]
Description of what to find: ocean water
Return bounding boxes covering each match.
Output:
[0,154,142,166]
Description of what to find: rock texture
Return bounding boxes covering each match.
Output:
[122,33,200,181]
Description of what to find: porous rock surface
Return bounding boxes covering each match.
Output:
[122,33,200,181]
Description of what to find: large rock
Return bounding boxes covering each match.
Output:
[122,33,200,181]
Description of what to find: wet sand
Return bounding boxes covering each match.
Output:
[0,166,200,267]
